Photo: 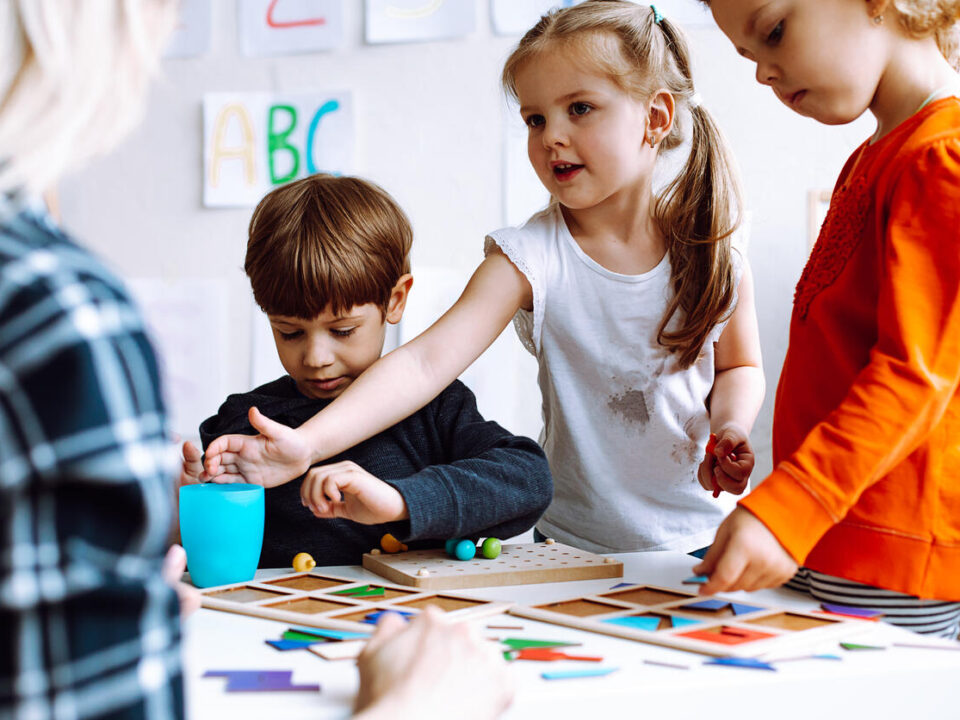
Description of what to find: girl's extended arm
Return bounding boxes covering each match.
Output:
[700,260,765,494]
[203,250,532,487]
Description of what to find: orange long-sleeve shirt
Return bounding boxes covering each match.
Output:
[740,97,960,600]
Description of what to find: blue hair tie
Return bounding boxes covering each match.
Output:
[650,4,664,24]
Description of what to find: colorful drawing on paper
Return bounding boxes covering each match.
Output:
[203,92,353,207]
[239,0,343,57]
[365,0,475,43]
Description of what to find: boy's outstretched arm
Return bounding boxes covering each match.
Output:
[204,250,531,487]
[698,261,765,496]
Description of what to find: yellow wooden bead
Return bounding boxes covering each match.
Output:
[292,552,315,572]
[380,533,404,553]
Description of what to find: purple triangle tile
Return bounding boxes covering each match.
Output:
[820,603,884,619]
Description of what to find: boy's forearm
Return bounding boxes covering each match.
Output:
[710,365,765,434]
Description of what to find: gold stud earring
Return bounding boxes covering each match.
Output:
[873,14,883,24]
[648,135,656,148]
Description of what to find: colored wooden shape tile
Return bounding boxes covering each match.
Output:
[603,616,661,632]
[730,603,765,616]
[840,642,886,651]
[820,603,884,619]
[266,639,321,651]
[501,638,580,650]
[705,657,776,671]
[682,575,709,585]
[288,626,370,640]
[203,670,319,692]
[541,667,619,680]
[682,598,729,611]
[675,625,776,646]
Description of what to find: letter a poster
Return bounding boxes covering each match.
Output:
[203,92,354,207]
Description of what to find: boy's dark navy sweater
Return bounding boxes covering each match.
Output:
[199,376,552,567]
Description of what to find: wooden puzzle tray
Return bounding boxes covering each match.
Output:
[199,570,512,632]
[362,540,623,590]
[510,584,874,658]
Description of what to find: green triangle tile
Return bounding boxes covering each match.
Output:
[840,642,886,651]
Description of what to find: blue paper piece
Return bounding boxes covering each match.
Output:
[609,582,637,590]
[820,602,884,619]
[704,657,776,671]
[669,616,702,629]
[730,603,764,616]
[289,626,371,640]
[682,575,709,584]
[682,598,728,611]
[266,639,320,651]
[541,667,619,680]
[603,616,661,632]
[203,670,320,692]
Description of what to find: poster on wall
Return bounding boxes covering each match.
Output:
[164,0,212,58]
[239,0,343,57]
[491,0,711,36]
[365,0,475,44]
[203,92,354,207]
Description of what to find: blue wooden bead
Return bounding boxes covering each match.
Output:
[454,539,476,561]
[444,539,459,557]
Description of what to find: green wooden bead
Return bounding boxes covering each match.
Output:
[481,537,501,559]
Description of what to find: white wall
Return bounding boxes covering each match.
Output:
[59,0,874,480]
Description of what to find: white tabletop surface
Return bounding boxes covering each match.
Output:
[182,551,960,719]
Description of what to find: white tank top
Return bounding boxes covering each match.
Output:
[485,204,740,553]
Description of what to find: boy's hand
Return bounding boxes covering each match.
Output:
[355,608,513,720]
[203,406,312,488]
[692,507,798,595]
[697,424,754,496]
[178,440,205,487]
[300,461,409,525]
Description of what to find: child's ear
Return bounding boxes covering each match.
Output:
[646,88,676,147]
[385,273,414,324]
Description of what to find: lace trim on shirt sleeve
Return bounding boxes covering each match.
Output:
[484,232,543,356]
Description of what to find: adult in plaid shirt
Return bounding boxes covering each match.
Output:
[0,3,186,719]
[0,3,513,720]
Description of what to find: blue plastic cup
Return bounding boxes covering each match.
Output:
[179,484,264,588]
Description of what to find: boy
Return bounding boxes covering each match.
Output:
[180,174,552,567]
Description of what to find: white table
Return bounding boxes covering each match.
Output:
[182,551,960,719]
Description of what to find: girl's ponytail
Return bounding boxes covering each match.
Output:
[653,17,742,368]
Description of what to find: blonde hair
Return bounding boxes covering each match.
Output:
[891,0,960,70]
[245,174,413,319]
[502,0,742,368]
[0,0,176,196]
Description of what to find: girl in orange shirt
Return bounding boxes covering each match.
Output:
[695,0,960,636]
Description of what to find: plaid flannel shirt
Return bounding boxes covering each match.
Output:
[0,197,182,720]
